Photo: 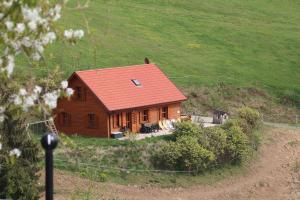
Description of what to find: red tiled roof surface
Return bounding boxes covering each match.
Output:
[73,64,187,111]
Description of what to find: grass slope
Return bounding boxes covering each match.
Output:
[20,0,300,101]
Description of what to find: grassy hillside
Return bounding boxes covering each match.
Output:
[20,0,300,103]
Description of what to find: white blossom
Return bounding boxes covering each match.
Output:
[5,55,15,77]
[0,107,5,114]
[0,143,2,150]
[42,32,56,45]
[28,21,37,31]
[13,95,22,105]
[21,37,32,47]
[9,148,21,158]
[5,21,14,31]
[64,29,73,39]
[49,4,62,21]
[32,52,41,61]
[0,115,4,122]
[66,88,74,97]
[0,13,4,20]
[34,85,42,94]
[15,23,25,33]
[19,88,27,96]
[61,80,68,89]
[23,96,35,111]
[22,6,41,23]
[73,30,84,39]
[3,0,13,8]
[43,91,59,109]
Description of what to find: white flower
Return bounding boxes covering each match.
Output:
[73,30,84,39]
[50,4,61,21]
[5,21,14,31]
[66,88,74,97]
[21,37,32,47]
[42,32,56,45]
[5,55,15,76]
[15,23,25,33]
[28,21,37,31]
[22,6,41,23]
[19,88,27,96]
[34,85,42,94]
[9,148,21,158]
[0,13,4,20]
[0,115,4,123]
[13,95,22,105]
[64,29,73,39]
[0,107,5,114]
[0,143,2,150]
[43,91,59,109]
[24,96,35,106]
[32,52,41,61]
[61,80,68,89]
[3,0,13,8]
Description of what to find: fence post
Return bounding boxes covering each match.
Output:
[41,132,59,200]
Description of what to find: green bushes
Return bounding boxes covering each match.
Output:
[154,136,215,172]
[237,107,262,133]
[153,107,262,172]
[173,121,201,138]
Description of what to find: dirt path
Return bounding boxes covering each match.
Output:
[53,127,300,200]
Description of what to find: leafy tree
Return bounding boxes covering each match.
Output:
[0,0,84,198]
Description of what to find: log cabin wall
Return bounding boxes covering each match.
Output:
[54,76,109,137]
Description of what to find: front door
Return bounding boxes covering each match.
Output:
[126,112,132,130]
[126,111,138,132]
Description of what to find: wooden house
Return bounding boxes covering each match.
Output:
[54,63,187,137]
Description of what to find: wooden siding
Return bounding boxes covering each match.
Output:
[54,76,109,137]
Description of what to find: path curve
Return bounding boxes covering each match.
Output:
[53,127,300,200]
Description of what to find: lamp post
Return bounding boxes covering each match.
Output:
[41,132,59,200]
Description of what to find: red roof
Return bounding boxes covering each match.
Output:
[72,64,187,111]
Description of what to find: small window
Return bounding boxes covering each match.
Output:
[75,87,86,101]
[60,112,71,127]
[142,110,149,122]
[162,107,168,119]
[131,79,141,87]
[87,113,98,129]
[113,114,121,128]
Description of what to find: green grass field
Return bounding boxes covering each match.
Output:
[20,0,300,102]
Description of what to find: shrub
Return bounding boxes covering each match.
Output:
[173,121,201,138]
[237,107,262,131]
[0,110,41,200]
[198,127,228,163]
[225,125,250,164]
[154,136,215,172]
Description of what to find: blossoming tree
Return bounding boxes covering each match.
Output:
[0,0,84,198]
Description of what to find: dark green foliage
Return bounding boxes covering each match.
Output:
[0,108,41,200]
[154,136,215,172]
[225,126,250,164]
[154,108,262,172]
[197,127,228,163]
[173,121,201,138]
[237,107,262,131]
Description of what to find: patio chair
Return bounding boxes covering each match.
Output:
[166,120,175,130]
[159,120,167,130]
[162,120,171,130]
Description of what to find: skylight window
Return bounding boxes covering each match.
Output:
[132,79,141,87]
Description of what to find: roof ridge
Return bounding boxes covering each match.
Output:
[75,63,156,73]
